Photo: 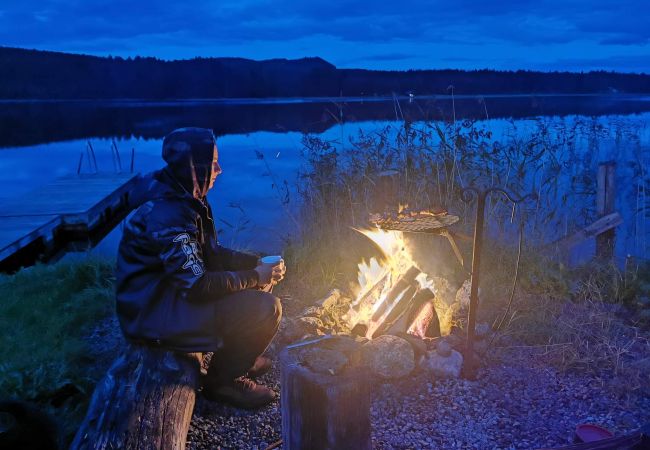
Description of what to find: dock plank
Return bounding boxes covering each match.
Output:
[0,216,61,262]
[0,173,137,219]
[0,172,139,270]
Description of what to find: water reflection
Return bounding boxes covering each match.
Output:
[0,96,649,261]
[2,94,650,148]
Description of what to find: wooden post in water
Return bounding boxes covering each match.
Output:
[596,162,616,260]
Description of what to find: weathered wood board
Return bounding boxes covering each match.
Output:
[0,172,138,269]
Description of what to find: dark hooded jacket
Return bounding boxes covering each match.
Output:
[115,128,260,351]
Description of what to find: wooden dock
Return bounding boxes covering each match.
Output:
[0,173,139,272]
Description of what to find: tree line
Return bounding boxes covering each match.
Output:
[2,46,650,99]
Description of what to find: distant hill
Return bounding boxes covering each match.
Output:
[1,46,650,99]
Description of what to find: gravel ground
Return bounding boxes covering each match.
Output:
[86,315,650,449]
[185,346,650,450]
[187,367,283,450]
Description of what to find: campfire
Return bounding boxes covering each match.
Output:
[280,206,486,384]
[343,227,451,340]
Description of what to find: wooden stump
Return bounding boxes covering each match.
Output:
[71,344,202,450]
[280,338,371,450]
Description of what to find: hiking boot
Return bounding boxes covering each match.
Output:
[248,356,272,378]
[203,376,276,409]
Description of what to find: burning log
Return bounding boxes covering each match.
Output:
[407,299,442,338]
[366,266,421,338]
[386,288,440,338]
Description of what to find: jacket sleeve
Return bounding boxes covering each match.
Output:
[214,244,260,271]
[155,226,259,300]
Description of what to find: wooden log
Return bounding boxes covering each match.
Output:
[548,212,622,251]
[71,344,202,450]
[384,288,440,338]
[366,266,421,338]
[345,269,391,328]
[280,341,371,450]
[383,288,435,336]
[368,284,418,338]
[369,265,420,323]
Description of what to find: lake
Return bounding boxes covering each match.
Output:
[1,94,649,263]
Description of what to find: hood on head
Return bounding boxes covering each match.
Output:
[162,127,216,199]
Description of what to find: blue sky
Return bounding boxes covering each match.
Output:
[1,0,649,72]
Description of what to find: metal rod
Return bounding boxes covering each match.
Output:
[463,189,486,380]
[460,187,536,380]
[130,148,135,173]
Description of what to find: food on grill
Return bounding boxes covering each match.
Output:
[369,207,448,224]
[369,207,459,232]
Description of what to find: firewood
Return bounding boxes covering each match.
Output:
[367,285,417,338]
[71,344,201,450]
[385,288,437,337]
[369,266,420,324]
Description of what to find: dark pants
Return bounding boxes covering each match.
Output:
[205,289,282,382]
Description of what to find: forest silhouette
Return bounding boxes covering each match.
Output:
[2,46,650,99]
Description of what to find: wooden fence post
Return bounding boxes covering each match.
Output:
[596,162,616,260]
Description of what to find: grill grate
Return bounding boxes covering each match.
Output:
[370,213,459,233]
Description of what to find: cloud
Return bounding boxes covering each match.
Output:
[0,0,649,72]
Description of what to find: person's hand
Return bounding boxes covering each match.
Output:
[255,260,286,288]
[255,264,274,287]
[272,260,286,284]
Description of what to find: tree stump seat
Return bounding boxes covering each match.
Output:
[71,343,202,450]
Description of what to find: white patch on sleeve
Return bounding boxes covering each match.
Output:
[173,232,205,276]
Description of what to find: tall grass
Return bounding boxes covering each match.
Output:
[0,257,115,443]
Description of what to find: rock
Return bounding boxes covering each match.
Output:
[444,334,465,352]
[422,336,442,351]
[393,332,428,358]
[315,289,342,309]
[361,335,415,379]
[475,323,491,339]
[436,340,452,357]
[299,348,349,375]
[320,335,364,362]
[282,317,325,343]
[420,349,463,379]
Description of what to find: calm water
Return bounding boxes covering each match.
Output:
[1,95,649,261]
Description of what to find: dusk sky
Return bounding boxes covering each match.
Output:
[1,0,649,73]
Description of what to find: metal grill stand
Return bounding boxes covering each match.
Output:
[460,187,535,380]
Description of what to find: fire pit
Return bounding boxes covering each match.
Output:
[282,207,478,382]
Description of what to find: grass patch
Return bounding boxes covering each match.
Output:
[0,257,115,443]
